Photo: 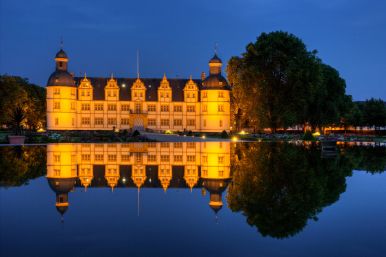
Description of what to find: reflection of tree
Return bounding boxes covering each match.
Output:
[342,145,386,174]
[0,146,46,187]
[227,142,352,239]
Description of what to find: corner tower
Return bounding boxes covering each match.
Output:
[46,48,77,130]
[200,54,231,132]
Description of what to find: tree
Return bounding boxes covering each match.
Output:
[227,142,352,238]
[0,75,46,130]
[227,31,322,132]
[362,98,386,131]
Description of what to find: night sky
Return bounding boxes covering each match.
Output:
[0,0,385,100]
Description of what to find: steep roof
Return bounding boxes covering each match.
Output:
[74,77,202,102]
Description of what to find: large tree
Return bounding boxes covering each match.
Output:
[227,31,321,132]
[362,98,386,130]
[0,75,46,130]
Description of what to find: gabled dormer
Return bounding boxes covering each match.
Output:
[78,74,93,101]
[131,78,146,101]
[158,74,172,102]
[104,74,119,101]
[184,76,198,102]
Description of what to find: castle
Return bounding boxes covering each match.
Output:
[46,48,231,132]
[46,142,231,217]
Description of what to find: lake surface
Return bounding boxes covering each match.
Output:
[0,142,385,257]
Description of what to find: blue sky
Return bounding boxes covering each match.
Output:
[0,0,385,100]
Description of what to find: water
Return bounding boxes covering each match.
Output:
[0,142,385,257]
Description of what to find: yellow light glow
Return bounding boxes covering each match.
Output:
[37,128,46,133]
[202,135,206,139]
[239,130,247,135]
[312,132,321,137]
[231,136,238,142]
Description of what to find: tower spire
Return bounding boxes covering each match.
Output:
[60,36,64,49]
[214,42,218,55]
[136,49,140,79]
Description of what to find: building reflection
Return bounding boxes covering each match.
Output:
[46,142,231,217]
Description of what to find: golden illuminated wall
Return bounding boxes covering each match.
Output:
[200,89,231,132]
[46,86,77,130]
[46,142,231,190]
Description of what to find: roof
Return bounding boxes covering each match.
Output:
[55,49,68,59]
[74,77,203,102]
[47,70,75,87]
[202,74,231,90]
[209,54,222,64]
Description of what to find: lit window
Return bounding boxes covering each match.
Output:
[218,105,224,112]
[187,106,195,112]
[173,105,182,112]
[148,119,156,126]
[187,119,195,126]
[108,104,117,111]
[53,102,60,110]
[173,119,182,126]
[95,117,104,125]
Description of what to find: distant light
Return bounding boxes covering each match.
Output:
[37,128,46,133]
[312,132,321,137]
[149,178,152,182]
[122,83,126,88]
[122,177,126,182]
[232,136,238,142]
[239,130,247,135]
[202,135,206,139]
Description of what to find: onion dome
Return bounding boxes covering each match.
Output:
[202,178,231,214]
[47,70,75,87]
[47,177,76,194]
[55,49,68,59]
[209,54,222,64]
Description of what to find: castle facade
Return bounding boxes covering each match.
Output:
[46,48,231,132]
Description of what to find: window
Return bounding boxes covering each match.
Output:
[161,119,169,126]
[219,170,224,177]
[55,118,59,125]
[95,154,104,161]
[218,91,224,98]
[148,119,156,126]
[161,142,170,148]
[161,155,170,162]
[202,169,208,176]
[54,88,60,95]
[202,105,207,112]
[108,155,117,162]
[54,102,60,110]
[187,142,195,148]
[81,103,90,111]
[94,104,104,111]
[202,91,207,98]
[173,119,182,126]
[187,155,195,162]
[174,155,183,162]
[71,89,76,96]
[148,155,157,162]
[108,118,117,125]
[187,119,195,126]
[202,156,208,163]
[95,117,104,125]
[148,104,156,112]
[174,142,182,148]
[218,104,224,112]
[121,104,130,111]
[203,119,206,127]
[54,169,61,176]
[71,102,76,110]
[81,154,91,161]
[218,156,224,164]
[87,91,90,96]
[161,105,169,112]
[108,104,117,111]
[71,155,76,163]
[135,103,141,113]
[81,117,90,125]
[121,154,130,161]
[174,105,182,112]
[219,120,223,127]
[54,155,60,163]
[187,106,195,112]
[121,118,129,125]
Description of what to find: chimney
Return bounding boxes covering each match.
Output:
[201,72,206,81]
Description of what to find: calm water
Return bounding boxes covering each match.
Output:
[0,142,385,257]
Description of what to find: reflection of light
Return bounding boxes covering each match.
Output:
[165,130,172,134]
[37,128,46,133]
[239,130,247,135]
[122,177,126,182]
[114,128,119,133]
[232,136,238,142]
[149,178,152,182]
[202,135,206,139]
[312,132,320,137]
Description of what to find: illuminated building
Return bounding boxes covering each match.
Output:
[46,142,231,217]
[46,48,231,132]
